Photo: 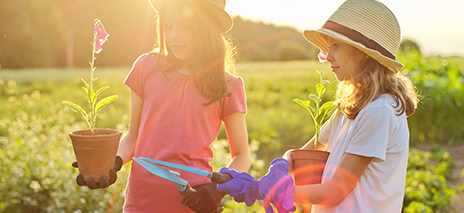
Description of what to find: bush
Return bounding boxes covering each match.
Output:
[399,51,464,144]
[403,148,456,212]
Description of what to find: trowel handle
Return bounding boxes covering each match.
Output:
[179,183,197,198]
[211,172,233,184]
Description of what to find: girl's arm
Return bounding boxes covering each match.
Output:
[293,153,372,205]
[117,90,143,165]
[223,112,251,172]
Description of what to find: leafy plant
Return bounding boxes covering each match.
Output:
[399,50,464,144]
[293,51,336,149]
[404,148,457,212]
[62,19,118,134]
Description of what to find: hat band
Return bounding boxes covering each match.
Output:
[323,21,395,60]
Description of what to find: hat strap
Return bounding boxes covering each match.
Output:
[323,21,395,60]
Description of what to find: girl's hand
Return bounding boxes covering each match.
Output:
[259,158,297,213]
[218,159,297,213]
[282,149,295,173]
[72,155,123,189]
[181,182,226,213]
[217,167,261,206]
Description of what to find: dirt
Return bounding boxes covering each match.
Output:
[410,143,464,212]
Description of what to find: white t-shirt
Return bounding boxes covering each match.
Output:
[313,94,409,213]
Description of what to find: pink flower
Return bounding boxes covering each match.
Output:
[93,22,109,54]
[318,51,327,63]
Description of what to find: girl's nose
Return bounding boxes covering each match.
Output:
[170,26,181,40]
[326,50,334,62]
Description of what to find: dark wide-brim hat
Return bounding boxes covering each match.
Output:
[304,0,404,73]
[149,0,233,33]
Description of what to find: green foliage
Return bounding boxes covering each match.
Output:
[293,60,336,149]
[399,51,464,144]
[0,81,130,212]
[1,56,461,212]
[403,201,434,213]
[403,148,456,212]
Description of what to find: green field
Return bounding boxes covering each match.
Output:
[0,57,462,212]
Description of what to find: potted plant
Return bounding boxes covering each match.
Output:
[63,19,121,184]
[291,51,336,185]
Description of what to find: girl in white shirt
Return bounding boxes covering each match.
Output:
[284,0,420,212]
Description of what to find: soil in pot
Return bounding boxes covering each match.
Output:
[292,149,329,186]
[70,129,122,183]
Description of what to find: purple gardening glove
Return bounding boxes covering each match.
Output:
[216,167,262,206]
[259,158,296,213]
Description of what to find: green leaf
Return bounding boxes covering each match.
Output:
[81,78,89,87]
[94,95,118,117]
[293,98,315,119]
[318,101,336,123]
[62,101,89,121]
[316,70,322,75]
[95,86,109,98]
[293,98,310,108]
[316,83,325,97]
[308,94,321,104]
[89,88,96,106]
[322,80,330,85]
[82,87,91,103]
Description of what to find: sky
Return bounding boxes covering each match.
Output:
[226,0,464,57]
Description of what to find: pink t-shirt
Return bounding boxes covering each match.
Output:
[123,54,247,212]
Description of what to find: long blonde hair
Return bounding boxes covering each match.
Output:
[335,48,419,120]
[151,0,237,105]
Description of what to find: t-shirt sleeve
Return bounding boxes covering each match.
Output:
[124,54,148,99]
[221,77,247,119]
[346,107,392,162]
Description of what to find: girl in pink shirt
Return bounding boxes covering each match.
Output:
[76,0,251,212]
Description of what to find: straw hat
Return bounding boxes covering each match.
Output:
[149,0,233,33]
[304,0,403,73]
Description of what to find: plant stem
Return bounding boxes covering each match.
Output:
[314,62,325,150]
[88,22,98,134]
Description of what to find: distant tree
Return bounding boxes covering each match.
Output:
[0,0,66,68]
[230,16,315,62]
[244,46,272,61]
[275,41,309,61]
[399,38,421,54]
[0,0,153,69]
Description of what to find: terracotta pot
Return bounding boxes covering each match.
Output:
[70,129,122,183]
[291,149,329,185]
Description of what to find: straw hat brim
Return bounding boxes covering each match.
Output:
[149,0,233,33]
[304,28,404,73]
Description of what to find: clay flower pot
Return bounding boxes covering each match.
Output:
[291,149,329,185]
[70,129,122,183]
